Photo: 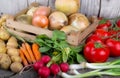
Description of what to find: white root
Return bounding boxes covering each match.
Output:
[86,63,120,69]
[58,72,71,78]
[68,69,80,75]
[69,62,86,69]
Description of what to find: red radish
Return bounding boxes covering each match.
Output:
[41,55,51,64]
[33,61,44,71]
[38,66,50,78]
[60,62,69,72]
[50,63,60,77]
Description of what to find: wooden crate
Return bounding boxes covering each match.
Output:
[5,2,99,46]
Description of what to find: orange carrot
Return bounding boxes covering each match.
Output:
[24,43,36,63]
[20,47,32,64]
[22,43,26,49]
[19,49,28,66]
[32,43,41,61]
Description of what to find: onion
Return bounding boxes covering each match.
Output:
[49,11,68,30]
[60,25,79,34]
[69,13,90,32]
[26,7,38,16]
[33,6,51,17]
[55,0,80,16]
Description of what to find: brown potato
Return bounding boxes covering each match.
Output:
[11,56,22,63]
[0,45,7,53]
[0,54,11,70]
[0,39,5,46]
[0,28,10,40]
[7,48,19,56]
[10,62,23,73]
[7,36,18,48]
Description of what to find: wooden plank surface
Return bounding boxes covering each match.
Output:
[100,0,120,18]
[80,0,100,17]
[0,0,28,16]
[0,0,120,18]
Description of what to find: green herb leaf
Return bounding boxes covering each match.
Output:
[76,53,86,63]
[62,47,71,62]
[71,44,84,53]
[52,30,66,41]
[39,46,51,53]
[99,19,108,24]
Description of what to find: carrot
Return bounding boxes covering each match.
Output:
[32,43,41,61]
[24,43,36,63]
[19,49,28,66]
[20,47,32,64]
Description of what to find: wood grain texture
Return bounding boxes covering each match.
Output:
[0,0,28,16]
[48,0,56,9]
[80,0,100,17]
[100,0,120,18]
[1,0,120,18]
[35,0,49,6]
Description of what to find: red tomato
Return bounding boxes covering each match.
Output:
[97,23,108,30]
[84,42,110,63]
[32,15,49,28]
[116,19,120,27]
[106,20,111,27]
[86,34,103,43]
[105,38,120,57]
[94,29,109,38]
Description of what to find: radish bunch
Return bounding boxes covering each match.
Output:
[33,55,69,78]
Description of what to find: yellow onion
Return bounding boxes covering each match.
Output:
[69,13,90,32]
[26,7,38,16]
[60,25,79,34]
[33,6,51,17]
[55,0,80,16]
[49,11,68,30]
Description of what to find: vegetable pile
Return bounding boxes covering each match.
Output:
[0,15,23,73]
[1,0,120,78]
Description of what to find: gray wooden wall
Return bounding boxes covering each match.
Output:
[0,0,120,18]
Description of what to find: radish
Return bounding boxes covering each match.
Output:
[33,61,44,71]
[50,63,60,77]
[38,66,50,78]
[41,55,51,64]
[60,62,69,72]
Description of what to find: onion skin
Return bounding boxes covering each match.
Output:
[69,13,90,32]
[33,6,51,17]
[49,11,68,30]
[55,0,80,16]
[27,7,38,16]
[60,25,79,34]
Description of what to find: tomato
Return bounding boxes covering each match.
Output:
[97,23,108,30]
[94,29,109,38]
[32,15,49,28]
[84,42,110,63]
[86,34,103,43]
[116,19,120,27]
[106,20,111,27]
[105,38,120,57]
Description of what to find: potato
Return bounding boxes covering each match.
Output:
[11,56,22,63]
[0,28,10,40]
[10,62,23,73]
[7,48,19,56]
[0,54,11,70]
[7,36,18,48]
[0,45,7,53]
[0,39,5,46]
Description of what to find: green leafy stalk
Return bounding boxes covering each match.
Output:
[35,30,85,64]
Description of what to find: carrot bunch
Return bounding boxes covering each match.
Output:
[19,43,41,66]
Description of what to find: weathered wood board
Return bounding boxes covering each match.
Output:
[0,0,120,18]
